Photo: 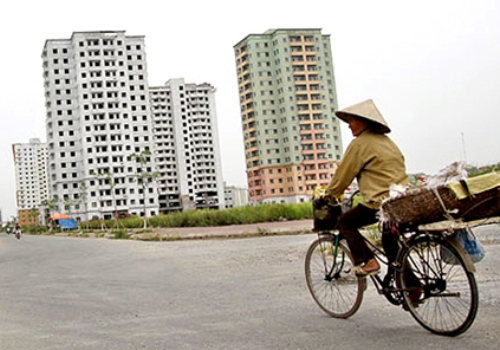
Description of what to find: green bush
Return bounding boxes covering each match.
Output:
[139,202,312,229]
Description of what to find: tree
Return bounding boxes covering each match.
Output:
[8,216,18,231]
[40,198,58,230]
[90,170,118,229]
[77,181,89,229]
[28,208,40,226]
[63,196,73,215]
[128,150,161,229]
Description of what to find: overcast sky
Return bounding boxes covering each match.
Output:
[1,0,499,220]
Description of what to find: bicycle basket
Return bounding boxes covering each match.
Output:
[313,200,342,232]
[382,185,500,227]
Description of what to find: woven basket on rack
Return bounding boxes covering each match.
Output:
[312,201,342,232]
[382,186,500,227]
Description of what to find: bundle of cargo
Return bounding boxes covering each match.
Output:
[381,172,500,227]
[311,185,342,232]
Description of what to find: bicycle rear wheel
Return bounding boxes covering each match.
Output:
[305,235,365,318]
[398,234,478,336]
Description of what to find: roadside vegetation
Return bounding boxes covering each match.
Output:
[12,202,314,236]
[467,163,500,177]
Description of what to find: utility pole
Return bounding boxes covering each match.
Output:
[461,132,467,163]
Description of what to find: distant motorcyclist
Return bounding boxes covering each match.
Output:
[14,224,21,239]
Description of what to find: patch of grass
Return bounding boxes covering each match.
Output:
[137,234,181,242]
[257,227,270,235]
[136,228,154,234]
[111,229,130,240]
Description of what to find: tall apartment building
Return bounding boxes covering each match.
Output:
[234,29,343,204]
[150,78,225,212]
[42,31,159,221]
[12,138,49,226]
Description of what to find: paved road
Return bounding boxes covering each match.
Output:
[0,232,499,350]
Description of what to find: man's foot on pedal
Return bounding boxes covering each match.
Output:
[353,258,380,276]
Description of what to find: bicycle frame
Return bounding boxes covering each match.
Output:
[317,232,342,280]
[361,230,411,305]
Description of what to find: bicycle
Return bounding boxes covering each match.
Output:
[305,194,479,337]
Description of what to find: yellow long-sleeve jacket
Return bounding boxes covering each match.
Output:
[325,129,409,209]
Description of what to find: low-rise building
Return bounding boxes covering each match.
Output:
[224,184,248,208]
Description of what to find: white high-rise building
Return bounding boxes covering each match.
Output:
[150,78,225,212]
[12,138,49,225]
[42,31,159,221]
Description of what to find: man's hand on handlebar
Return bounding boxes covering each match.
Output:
[322,194,344,204]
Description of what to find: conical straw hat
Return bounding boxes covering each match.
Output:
[335,99,391,134]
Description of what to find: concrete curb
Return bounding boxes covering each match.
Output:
[133,220,313,241]
[131,220,500,244]
[45,219,500,244]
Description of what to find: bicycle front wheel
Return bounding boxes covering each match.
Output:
[305,235,365,318]
[398,234,478,336]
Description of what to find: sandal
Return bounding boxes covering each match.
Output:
[353,259,380,276]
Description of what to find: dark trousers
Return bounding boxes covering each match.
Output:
[337,204,399,266]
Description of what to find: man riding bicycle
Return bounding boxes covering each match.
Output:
[322,99,408,276]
